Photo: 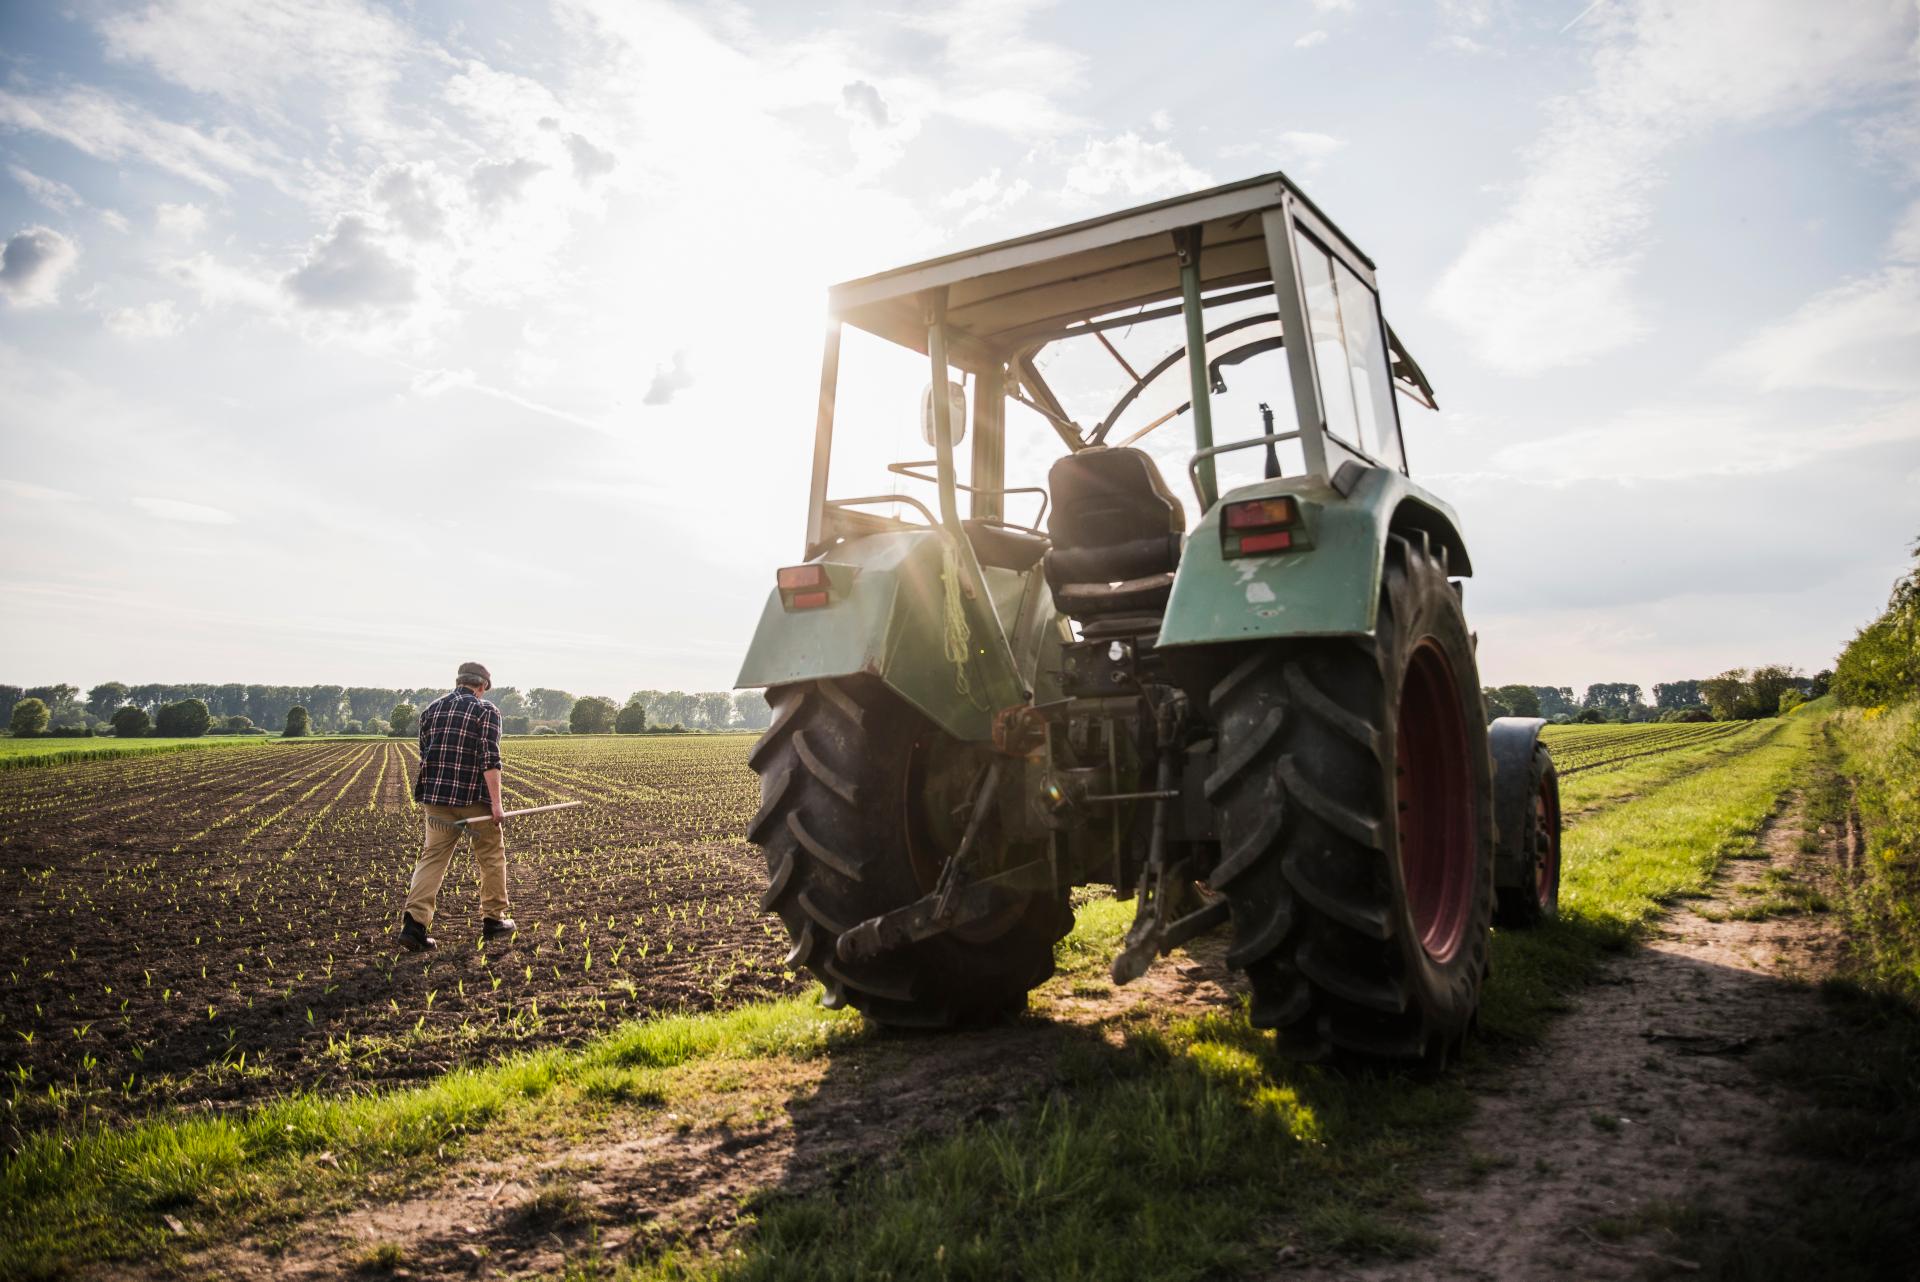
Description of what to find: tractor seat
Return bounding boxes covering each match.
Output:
[1043,447,1185,625]
[963,519,1049,573]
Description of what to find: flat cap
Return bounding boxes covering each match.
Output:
[457,661,492,686]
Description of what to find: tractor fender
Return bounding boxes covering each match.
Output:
[733,527,1062,742]
[1157,465,1473,648]
[1489,716,1549,893]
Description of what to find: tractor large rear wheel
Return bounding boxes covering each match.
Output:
[748,676,1071,1027]
[1206,533,1494,1061]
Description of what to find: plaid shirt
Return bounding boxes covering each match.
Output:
[414,688,503,807]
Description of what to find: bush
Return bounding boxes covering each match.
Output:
[1833,543,1918,707]
[366,717,391,737]
[217,715,255,735]
[8,698,49,738]
[1778,689,1807,715]
[615,701,648,734]
[389,704,418,737]
[1573,707,1606,724]
[342,720,365,736]
[45,726,93,738]
[283,706,310,738]
[155,699,211,738]
[110,706,151,738]
[503,715,532,735]
[570,696,618,734]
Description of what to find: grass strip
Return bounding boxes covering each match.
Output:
[1555,720,1778,821]
[0,998,862,1279]
[0,737,277,770]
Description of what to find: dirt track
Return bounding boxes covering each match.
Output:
[1304,793,1856,1280]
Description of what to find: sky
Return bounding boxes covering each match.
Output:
[2,0,1917,702]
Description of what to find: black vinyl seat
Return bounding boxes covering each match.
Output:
[1042,447,1185,628]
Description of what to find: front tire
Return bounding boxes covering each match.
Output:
[747,676,1071,1027]
[1206,533,1495,1061]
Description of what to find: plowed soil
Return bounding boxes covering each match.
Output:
[0,737,797,1142]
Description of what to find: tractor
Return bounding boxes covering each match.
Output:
[736,173,1561,1062]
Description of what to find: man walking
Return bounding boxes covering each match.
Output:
[399,662,515,951]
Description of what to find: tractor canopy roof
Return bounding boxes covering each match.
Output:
[827,170,1436,409]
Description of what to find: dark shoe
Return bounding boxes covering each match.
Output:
[398,912,437,952]
[482,916,517,941]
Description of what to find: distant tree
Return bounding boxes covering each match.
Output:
[283,705,310,738]
[1747,665,1800,718]
[570,695,618,734]
[1492,685,1540,718]
[732,690,772,730]
[389,703,418,737]
[490,687,530,719]
[1582,683,1643,717]
[1482,688,1513,721]
[1809,669,1834,698]
[156,699,212,737]
[647,691,699,727]
[26,685,79,713]
[302,685,347,731]
[615,698,648,734]
[212,683,249,718]
[529,688,577,721]
[502,714,531,735]
[1700,671,1754,721]
[1530,686,1577,718]
[110,705,151,737]
[0,685,20,724]
[1573,707,1606,724]
[87,682,130,719]
[221,715,254,734]
[365,717,391,736]
[342,720,365,736]
[1652,680,1703,710]
[696,691,733,729]
[10,697,50,737]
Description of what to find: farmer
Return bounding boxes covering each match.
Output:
[398,661,515,951]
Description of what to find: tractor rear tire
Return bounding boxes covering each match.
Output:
[1206,532,1494,1062]
[1494,742,1561,927]
[747,676,1071,1027]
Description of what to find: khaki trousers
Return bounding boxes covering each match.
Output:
[406,804,509,930]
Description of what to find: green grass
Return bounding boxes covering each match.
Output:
[0,736,278,769]
[0,996,862,1278]
[0,714,1824,1280]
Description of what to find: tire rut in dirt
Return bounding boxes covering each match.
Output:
[749,676,1071,1027]
[1206,533,1494,1062]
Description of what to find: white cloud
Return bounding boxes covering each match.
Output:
[284,216,415,309]
[566,133,616,182]
[133,497,239,524]
[839,80,889,129]
[9,165,83,214]
[1276,130,1346,166]
[372,165,446,239]
[1062,132,1211,204]
[155,202,207,239]
[468,157,547,211]
[1310,0,1355,11]
[0,86,280,195]
[1441,34,1487,54]
[1479,396,1920,483]
[940,168,1033,226]
[643,351,694,406]
[1149,109,1172,133]
[0,226,79,306]
[1432,0,1919,374]
[1295,30,1329,49]
[105,301,186,339]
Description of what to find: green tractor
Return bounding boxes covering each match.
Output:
[736,173,1561,1062]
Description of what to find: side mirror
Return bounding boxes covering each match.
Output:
[920,381,967,448]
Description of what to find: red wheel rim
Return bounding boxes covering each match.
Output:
[1534,775,1559,909]
[1395,639,1476,963]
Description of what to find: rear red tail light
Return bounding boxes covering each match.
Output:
[777,564,828,591]
[1220,496,1305,559]
[1224,497,1297,529]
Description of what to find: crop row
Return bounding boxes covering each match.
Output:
[1540,720,1753,775]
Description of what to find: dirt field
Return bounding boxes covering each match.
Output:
[0,736,797,1140]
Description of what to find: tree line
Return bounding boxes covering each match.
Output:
[0,682,773,740]
[1829,537,1918,708]
[1483,668,1829,724]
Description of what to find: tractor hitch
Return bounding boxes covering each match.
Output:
[835,858,1059,963]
